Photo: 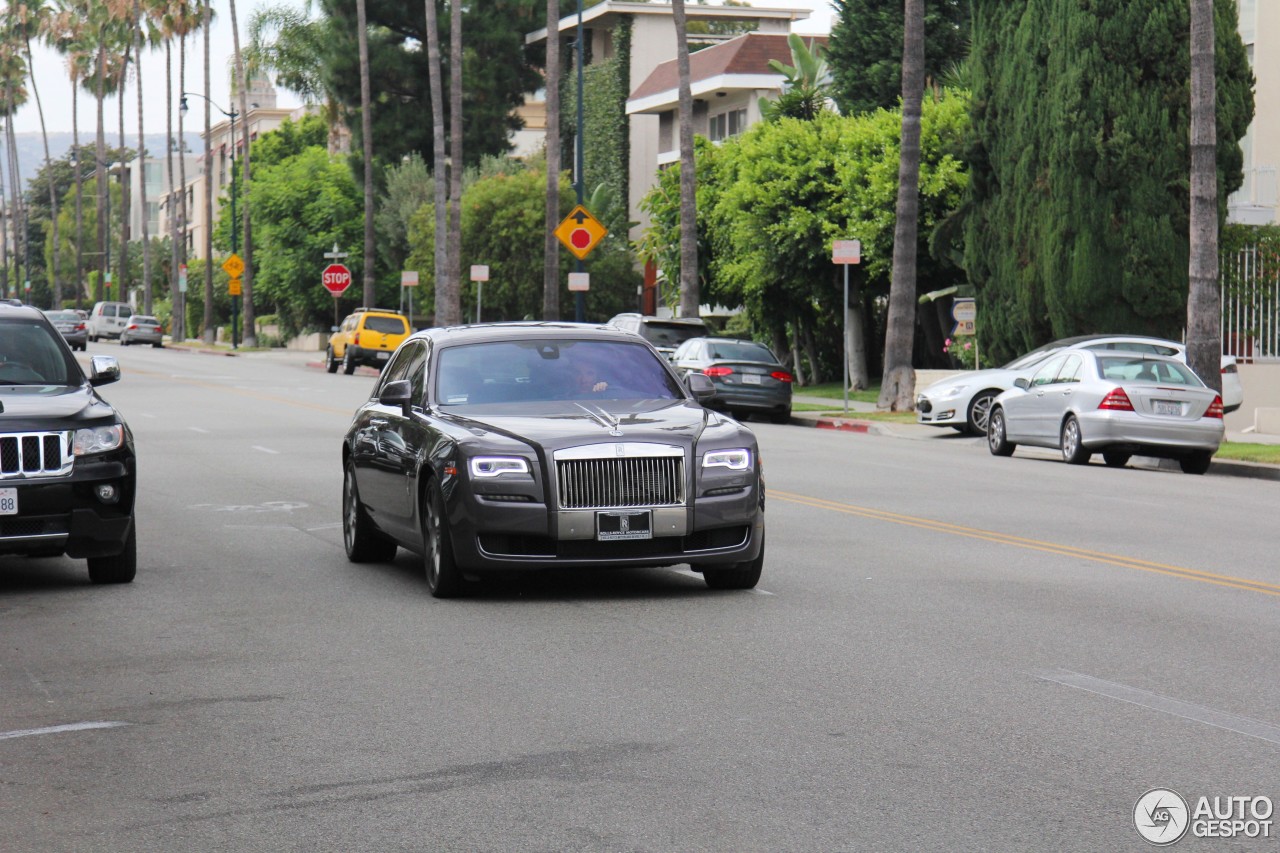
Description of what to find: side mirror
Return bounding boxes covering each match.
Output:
[686,372,716,402]
[1013,377,1029,391]
[330,325,339,333]
[378,379,413,415]
[88,355,121,387]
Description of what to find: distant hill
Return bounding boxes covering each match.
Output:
[5,132,205,190]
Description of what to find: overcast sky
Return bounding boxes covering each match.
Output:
[12,0,836,136]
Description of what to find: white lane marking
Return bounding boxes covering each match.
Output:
[305,523,343,531]
[188,427,210,434]
[141,413,157,418]
[1036,669,1280,746]
[222,524,303,531]
[0,721,131,741]
[252,446,280,455]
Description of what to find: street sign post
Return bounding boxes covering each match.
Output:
[322,263,352,296]
[221,254,244,349]
[470,266,490,324]
[833,239,863,415]
[554,205,608,261]
[401,270,418,321]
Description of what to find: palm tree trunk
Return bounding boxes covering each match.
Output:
[230,0,256,346]
[877,0,924,412]
[671,0,699,319]
[0,118,8,299]
[542,0,561,320]
[135,5,152,315]
[118,82,128,300]
[202,0,214,343]
[1187,0,1221,394]
[447,0,462,317]
[425,0,451,326]
[166,40,180,336]
[176,34,190,342]
[356,0,375,308]
[95,38,107,304]
[4,102,23,294]
[74,82,84,309]
[26,35,61,306]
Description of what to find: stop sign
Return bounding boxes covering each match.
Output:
[322,263,352,296]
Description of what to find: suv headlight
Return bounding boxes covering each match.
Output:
[469,456,530,478]
[702,448,751,471]
[73,424,124,456]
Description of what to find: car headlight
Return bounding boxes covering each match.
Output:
[702,448,752,471]
[469,456,530,478]
[73,424,124,456]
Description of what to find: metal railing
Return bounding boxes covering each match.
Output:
[1221,244,1280,362]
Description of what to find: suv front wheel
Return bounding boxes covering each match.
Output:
[325,346,339,373]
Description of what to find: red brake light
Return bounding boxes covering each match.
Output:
[1221,364,1237,374]
[1205,395,1224,419]
[126,324,138,330]
[770,371,794,383]
[704,366,733,377]
[352,332,360,345]
[75,323,86,331]
[1098,388,1134,411]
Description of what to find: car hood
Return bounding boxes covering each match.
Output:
[919,368,1027,398]
[439,398,723,450]
[0,384,117,430]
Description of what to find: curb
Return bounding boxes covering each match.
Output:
[793,413,1280,482]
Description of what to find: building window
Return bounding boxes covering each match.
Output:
[709,108,747,142]
[1240,0,1256,44]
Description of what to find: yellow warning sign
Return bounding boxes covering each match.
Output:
[554,205,608,261]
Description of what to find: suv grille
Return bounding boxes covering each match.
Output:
[556,457,685,509]
[0,432,73,479]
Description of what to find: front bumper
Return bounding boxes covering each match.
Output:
[916,393,961,427]
[0,458,136,558]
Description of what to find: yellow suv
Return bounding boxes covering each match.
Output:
[326,309,411,374]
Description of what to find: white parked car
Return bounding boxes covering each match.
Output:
[916,334,1243,436]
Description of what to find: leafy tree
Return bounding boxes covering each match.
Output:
[963,0,1253,364]
[828,0,969,115]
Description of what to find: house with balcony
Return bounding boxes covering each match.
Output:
[1229,0,1278,225]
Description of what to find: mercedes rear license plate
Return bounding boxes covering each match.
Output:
[1153,400,1181,416]
[0,488,17,516]
[742,373,762,385]
[597,510,652,541]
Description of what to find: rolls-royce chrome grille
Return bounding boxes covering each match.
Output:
[1,432,73,479]
[556,456,685,509]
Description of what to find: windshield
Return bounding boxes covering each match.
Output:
[640,322,707,348]
[0,319,82,386]
[436,340,684,406]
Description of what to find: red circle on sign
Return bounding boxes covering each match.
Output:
[322,263,352,295]
[570,228,592,250]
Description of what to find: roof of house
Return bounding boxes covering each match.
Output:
[627,32,827,114]
[525,1,809,44]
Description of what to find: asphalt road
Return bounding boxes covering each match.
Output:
[3,345,1278,852]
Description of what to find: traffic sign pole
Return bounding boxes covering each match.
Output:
[833,240,862,416]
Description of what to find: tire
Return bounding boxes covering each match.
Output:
[342,349,356,375]
[152,342,162,349]
[87,525,137,584]
[732,410,751,422]
[768,409,791,425]
[1060,415,1091,465]
[423,479,462,598]
[325,347,339,373]
[343,461,397,563]
[120,338,130,347]
[1102,450,1131,468]
[987,407,1016,457]
[1180,451,1213,475]
[702,530,764,590]
[965,390,998,436]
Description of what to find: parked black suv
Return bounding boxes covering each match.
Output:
[0,301,137,583]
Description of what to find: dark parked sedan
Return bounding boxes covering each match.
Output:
[43,309,88,351]
[341,323,766,597]
[670,337,794,423]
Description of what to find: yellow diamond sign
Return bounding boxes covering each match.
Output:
[221,253,244,279]
[554,205,608,261]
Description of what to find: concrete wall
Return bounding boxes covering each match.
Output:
[1227,363,1280,434]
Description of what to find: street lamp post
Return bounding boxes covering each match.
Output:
[181,93,239,348]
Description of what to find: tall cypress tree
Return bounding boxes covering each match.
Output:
[963,0,1252,362]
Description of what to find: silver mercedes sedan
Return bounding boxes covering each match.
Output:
[986,349,1225,474]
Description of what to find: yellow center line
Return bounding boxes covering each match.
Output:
[771,489,1280,597]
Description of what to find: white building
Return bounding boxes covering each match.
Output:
[1229,0,1278,224]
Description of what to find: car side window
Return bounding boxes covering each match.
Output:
[1030,355,1066,387]
[1055,354,1083,384]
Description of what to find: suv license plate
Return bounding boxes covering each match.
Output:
[597,510,652,541]
[0,487,17,516]
[377,352,390,359]
[1153,400,1181,416]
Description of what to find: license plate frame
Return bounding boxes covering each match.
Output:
[596,510,653,541]
[376,351,390,360]
[1152,400,1181,416]
[742,374,762,385]
[0,487,17,516]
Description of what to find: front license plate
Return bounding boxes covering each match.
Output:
[742,374,762,385]
[377,351,390,359]
[0,488,17,516]
[597,510,653,541]
[1153,400,1181,416]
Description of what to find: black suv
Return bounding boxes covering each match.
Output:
[0,301,137,583]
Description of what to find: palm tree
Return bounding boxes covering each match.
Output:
[201,0,213,342]
[542,0,561,321]
[877,0,924,412]
[47,2,93,307]
[228,0,256,346]
[356,0,374,308]
[247,4,341,152]
[671,0,698,319]
[132,0,157,313]
[446,0,462,317]
[0,40,28,296]
[1186,0,1221,395]
[425,0,451,326]
[16,0,63,305]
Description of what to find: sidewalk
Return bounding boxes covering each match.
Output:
[789,394,1280,481]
